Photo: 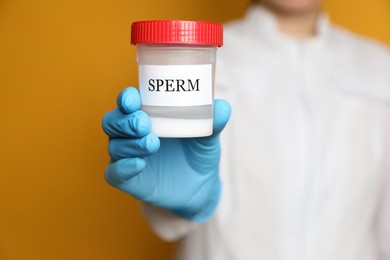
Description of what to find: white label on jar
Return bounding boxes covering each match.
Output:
[139,64,212,107]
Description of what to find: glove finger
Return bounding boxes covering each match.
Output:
[117,87,141,114]
[108,134,160,162]
[105,157,146,188]
[212,99,231,136]
[102,109,151,138]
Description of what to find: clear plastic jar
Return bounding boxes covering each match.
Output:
[131,20,223,138]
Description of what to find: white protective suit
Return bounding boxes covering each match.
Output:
[143,5,390,260]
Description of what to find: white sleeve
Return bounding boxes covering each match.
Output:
[377,173,390,259]
[376,108,390,259]
[141,203,199,241]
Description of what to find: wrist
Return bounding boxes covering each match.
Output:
[171,176,222,223]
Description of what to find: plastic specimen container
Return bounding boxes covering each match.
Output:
[131,20,223,137]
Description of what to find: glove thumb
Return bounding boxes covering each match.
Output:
[212,99,231,136]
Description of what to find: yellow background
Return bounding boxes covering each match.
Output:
[0,0,389,259]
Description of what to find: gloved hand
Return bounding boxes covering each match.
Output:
[102,87,231,223]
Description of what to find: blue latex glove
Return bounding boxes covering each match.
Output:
[102,87,231,223]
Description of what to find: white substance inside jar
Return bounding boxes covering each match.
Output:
[149,117,213,138]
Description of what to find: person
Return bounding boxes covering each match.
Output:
[102,0,390,259]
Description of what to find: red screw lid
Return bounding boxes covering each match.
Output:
[131,20,223,47]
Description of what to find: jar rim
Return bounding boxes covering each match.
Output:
[131,20,223,47]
